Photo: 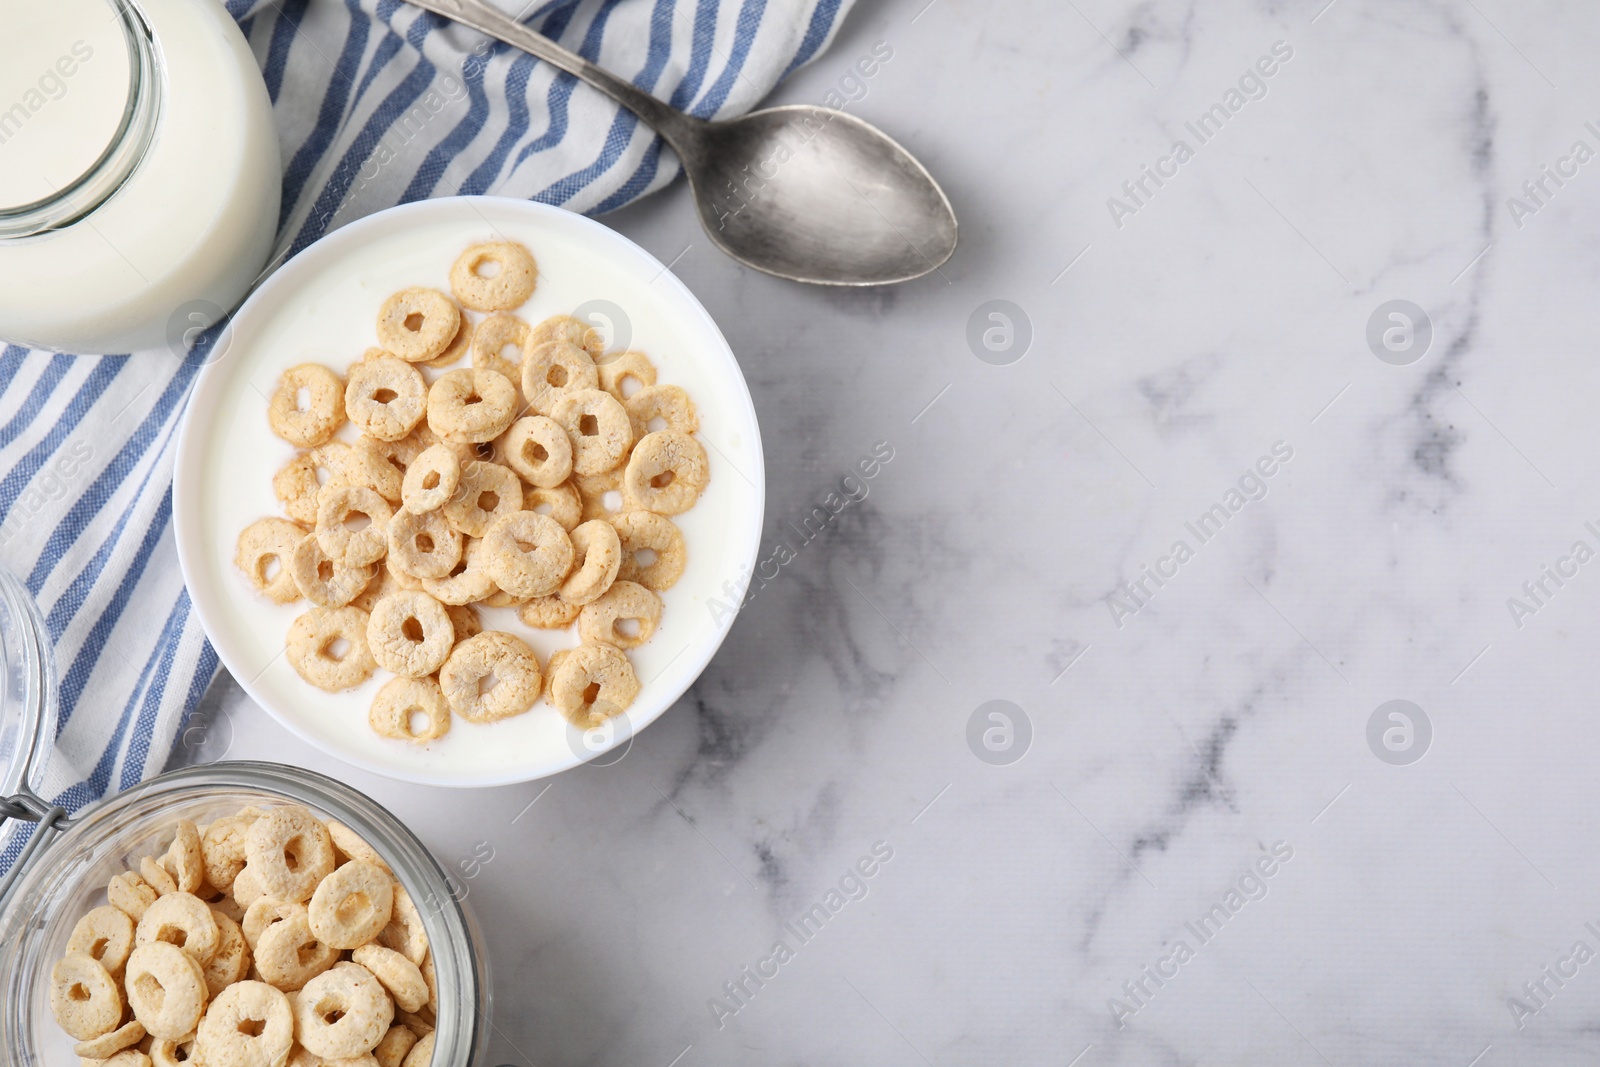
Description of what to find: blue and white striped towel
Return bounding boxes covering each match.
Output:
[0,0,854,855]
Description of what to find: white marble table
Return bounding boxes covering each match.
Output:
[185,0,1600,1062]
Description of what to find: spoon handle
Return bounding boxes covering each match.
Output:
[405,0,704,150]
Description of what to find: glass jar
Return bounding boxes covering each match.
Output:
[0,568,488,1065]
[0,0,280,354]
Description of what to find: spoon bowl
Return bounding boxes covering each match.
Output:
[686,106,957,285]
[406,0,957,286]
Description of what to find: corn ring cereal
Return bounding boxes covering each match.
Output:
[498,415,572,488]
[516,594,581,630]
[235,518,306,604]
[74,1019,146,1060]
[596,350,656,399]
[400,443,459,514]
[559,520,620,606]
[438,632,543,723]
[202,910,250,997]
[245,806,336,903]
[163,819,205,894]
[551,388,632,475]
[373,1024,418,1067]
[351,945,427,1014]
[194,981,294,1067]
[520,340,597,416]
[140,855,178,897]
[469,312,530,384]
[624,383,698,439]
[524,481,581,531]
[309,860,394,950]
[345,356,426,442]
[442,460,520,538]
[419,538,496,606]
[622,430,708,515]
[253,908,338,991]
[290,534,374,608]
[548,642,639,729]
[609,511,686,591]
[449,241,537,312]
[108,871,159,921]
[376,287,460,362]
[367,591,454,677]
[287,606,377,693]
[315,484,392,566]
[385,508,462,580]
[294,962,394,1059]
[426,367,517,444]
[369,676,450,745]
[50,952,124,1040]
[268,364,345,447]
[125,942,207,1039]
[578,581,662,650]
[67,905,136,977]
[528,313,603,360]
[482,511,573,598]
[136,892,221,963]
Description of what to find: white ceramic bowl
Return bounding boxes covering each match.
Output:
[174,197,764,786]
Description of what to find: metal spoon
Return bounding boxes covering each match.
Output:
[406,0,957,285]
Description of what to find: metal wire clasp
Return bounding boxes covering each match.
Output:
[0,785,71,900]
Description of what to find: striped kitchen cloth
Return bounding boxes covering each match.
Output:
[0,0,855,861]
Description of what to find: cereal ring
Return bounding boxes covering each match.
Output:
[345,438,406,503]
[74,1019,146,1060]
[150,1036,197,1067]
[578,581,662,650]
[442,460,521,538]
[478,586,530,609]
[141,856,178,897]
[445,603,482,642]
[367,591,454,678]
[109,871,159,921]
[241,899,304,954]
[369,676,451,745]
[290,535,375,608]
[68,906,137,977]
[377,886,427,965]
[529,314,603,360]
[498,416,572,488]
[385,508,463,581]
[548,642,639,729]
[520,340,599,418]
[438,632,543,723]
[315,485,393,566]
[235,518,306,604]
[328,820,391,872]
[102,1050,154,1067]
[194,981,294,1067]
[51,952,123,1040]
[396,1010,434,1038]
[419,304,472,370]
[345,357,427,442]
[419,538,496,606]
[609,511,686,590]
[136,893,221,963]
[517,595,581,629]
[309,861,394,950]
[426,368,517,444]
[231,865,268,910]
[376,288,461,362]
[245,807,336,903]
[125,943,207,1039]
[481,511,573,598]
[254,908,338,991]
[596,350,656,399]
[559,520,621,606]
[525,481,581,531]
[574,468,626,523]
[202,817,253,893]
[422,953,438,1014]
[268,364,345,447]
[287,606,377,693]
[202,911,250,997]
[623,430,709,515]
[401,1032,434,1067]
[449,241,537,312]
[373,1025,418,1067]
[469,313,531,383]
[352,566,412,613]
[295,963,394,1059]
[401,444,460,514]
[274,445,349,526]
[624,384,699,439]
[551,388,632,476]
[350,946,426,1014]
[163,820,205,894]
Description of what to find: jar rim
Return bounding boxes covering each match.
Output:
[0,0,163,239]
[0,761,487,1067]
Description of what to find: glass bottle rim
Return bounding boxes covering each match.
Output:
[0,0,163,240]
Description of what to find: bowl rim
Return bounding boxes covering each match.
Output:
[173,195,765,787]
